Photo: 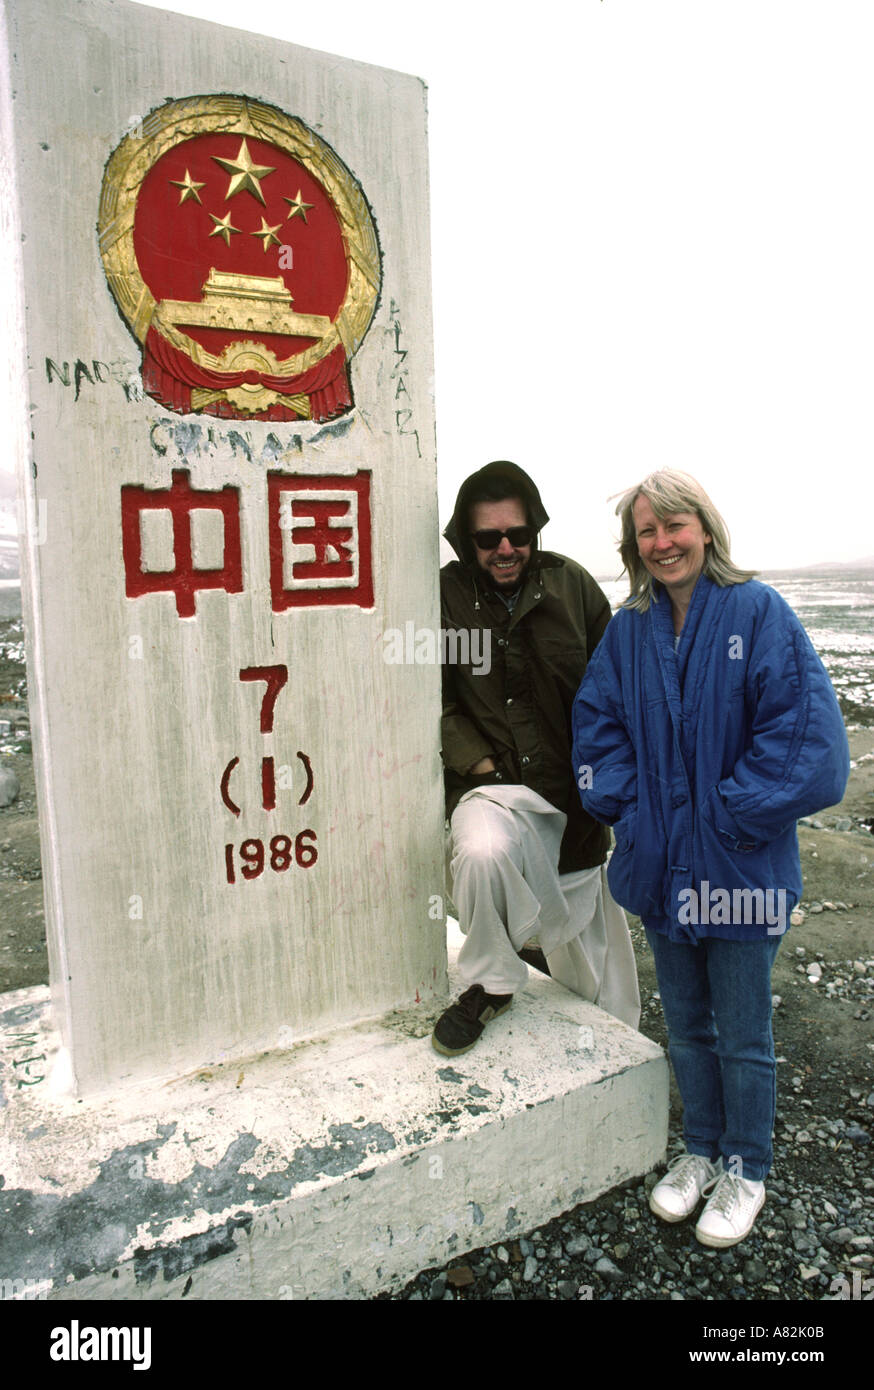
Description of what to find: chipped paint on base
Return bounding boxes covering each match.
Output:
[0,951,667,1300]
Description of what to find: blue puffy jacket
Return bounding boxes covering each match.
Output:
[571,576,850,943]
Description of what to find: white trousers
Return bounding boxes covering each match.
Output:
[448,786,641,1030]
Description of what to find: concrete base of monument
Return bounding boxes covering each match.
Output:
[0,929,667,1301]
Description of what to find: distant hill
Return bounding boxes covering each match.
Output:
[592,556,874,585]
[760,556,874,578]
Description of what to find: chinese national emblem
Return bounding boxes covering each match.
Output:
[98,96,381,422]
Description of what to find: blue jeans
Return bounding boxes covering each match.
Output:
[645,929,782,1182]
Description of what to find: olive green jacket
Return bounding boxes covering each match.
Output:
[440,551,612,872]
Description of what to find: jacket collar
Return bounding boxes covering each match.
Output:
[650,574,727,715]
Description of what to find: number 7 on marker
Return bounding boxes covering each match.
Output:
[239,665,288,734]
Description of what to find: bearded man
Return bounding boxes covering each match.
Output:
[434,461,640,1055]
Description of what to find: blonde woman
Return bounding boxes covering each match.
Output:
[572,470,848,1246]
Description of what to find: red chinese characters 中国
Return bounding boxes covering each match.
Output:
[120,469,243,617]
[268,471,373,610]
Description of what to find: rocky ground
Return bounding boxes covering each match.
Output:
[1,613,872,1306]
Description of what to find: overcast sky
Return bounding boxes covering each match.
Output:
[5,1,873,576]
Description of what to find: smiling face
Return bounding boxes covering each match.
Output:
[633,494,711,608]
[469,497,533,591]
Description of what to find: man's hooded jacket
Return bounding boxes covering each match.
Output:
[441,461,611,873]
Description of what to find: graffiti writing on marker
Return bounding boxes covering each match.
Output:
[2,1030,46,1089]
[45,355,144,403]
[148,418,289,465]
[389,301,421,458]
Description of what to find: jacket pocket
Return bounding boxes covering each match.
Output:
[607,809,665,917]
[695,786,781,910]
[701,786,763,854]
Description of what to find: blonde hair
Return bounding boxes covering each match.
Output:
[615,469,756,612]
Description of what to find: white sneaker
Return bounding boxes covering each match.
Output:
[649,1154,720,1223]
[695,1171,766,1248]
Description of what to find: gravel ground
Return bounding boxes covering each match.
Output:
[383,1106,873,1305]
[381,929,874,1304]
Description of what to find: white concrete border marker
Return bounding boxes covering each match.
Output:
[0,943,667,1299]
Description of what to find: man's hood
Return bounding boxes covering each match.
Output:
[443,461,550,567]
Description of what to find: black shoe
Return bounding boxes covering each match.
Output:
[432,984,513,1057]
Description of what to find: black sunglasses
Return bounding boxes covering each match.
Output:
[471,527,534,550]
